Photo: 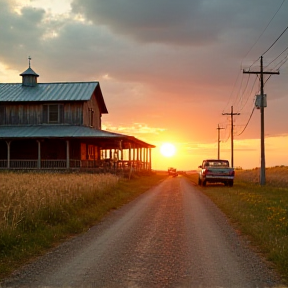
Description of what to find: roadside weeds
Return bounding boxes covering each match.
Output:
[185,167,288,284]
[0,171,167,280]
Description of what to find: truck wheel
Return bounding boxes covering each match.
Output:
[198,178,201,185]
[202,180,206,186]
[229,180,234,187]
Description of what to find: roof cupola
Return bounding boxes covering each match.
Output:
[20,56,39,87]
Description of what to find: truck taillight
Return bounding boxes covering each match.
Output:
[230,170,235,176]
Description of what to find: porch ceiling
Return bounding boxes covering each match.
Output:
[0,125,155,148]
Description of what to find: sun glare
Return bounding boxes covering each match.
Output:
[160,143,176,157]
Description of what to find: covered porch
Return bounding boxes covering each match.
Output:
[0,125,155,173]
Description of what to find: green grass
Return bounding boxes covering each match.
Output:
[186,168,288,283]
[0,171,167,280]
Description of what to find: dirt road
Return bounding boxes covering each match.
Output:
[2,176,282,287]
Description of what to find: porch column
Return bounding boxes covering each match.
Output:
[120,148,123,161]
[135,147,139,171]
[143,148,146,170]
[140,148,142,170]
[145,148,148,170]
[133,145,135,168]
[149,148,152,170]
[128,144,131,164]
[66,140,70,169]
[37,140,41,169]
[117,149,120,169]
[6,141,10,169]
[146,148,149,170]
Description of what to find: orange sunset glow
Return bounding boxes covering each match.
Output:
[1,0,288,171]
[160,143,176,158]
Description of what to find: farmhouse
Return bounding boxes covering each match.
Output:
[0,60,155,172]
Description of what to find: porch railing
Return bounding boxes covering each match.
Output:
[0,159,150,171]
[0,160,7,168]
[41,160,67,168]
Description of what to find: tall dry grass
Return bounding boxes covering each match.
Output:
[0,172,119,233]
[0,171,166,279]
[236,166,288,186]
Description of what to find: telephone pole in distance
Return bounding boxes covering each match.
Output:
[243,56,279,185]
[222,106,240,168]
[217,124,225,159]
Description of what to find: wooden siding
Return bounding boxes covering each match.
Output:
[3,104,42,125]
[83,93,101,129]
[63,102,83,125]
[0,102,84,125]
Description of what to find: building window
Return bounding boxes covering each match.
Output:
[0,105,6,124]
[43,104,64,124]
[89,108,94,127]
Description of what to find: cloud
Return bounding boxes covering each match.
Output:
[70,0,288,48]
[103,122,166,135]
[70,0,250,46]
[0,0,288,151]
[71,0,202,44]
[0,1,45,65]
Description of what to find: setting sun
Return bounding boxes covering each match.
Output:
[160,143,176,157]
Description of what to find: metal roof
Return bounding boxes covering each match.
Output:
[0,82,101,102]
[0,125,155,148]
[20,67,39,77]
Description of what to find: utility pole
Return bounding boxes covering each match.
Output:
[243,56,279,185]
[217,124,224,159]
[222,106,240,168]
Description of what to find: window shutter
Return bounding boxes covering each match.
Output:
[0,106,5,124]
[43,105,48,123]
[59,105,64,123]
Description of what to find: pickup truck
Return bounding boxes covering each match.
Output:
[198,159,234,187]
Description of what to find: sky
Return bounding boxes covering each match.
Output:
[0,0,287,170]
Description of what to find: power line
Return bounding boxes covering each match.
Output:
[264,75,272,85]
[242,0,286,60]
[233,73,251,109]
[222,0,287,118]
[266,45,288,68]
[222,66,243,113]
[248,57,261,70]
[274,54,288,69]
[236,106,256,136]
[262,25,288,56]
[238,76,258,112]
[237,33,288,134]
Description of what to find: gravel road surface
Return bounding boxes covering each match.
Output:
[1,176,284,287]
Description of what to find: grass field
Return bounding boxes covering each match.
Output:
[1,168,288,283]
[0,171,166,279]
[186,166,288,283]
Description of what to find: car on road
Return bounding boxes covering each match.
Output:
[168,167,178,177]
[198,159,234,186]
